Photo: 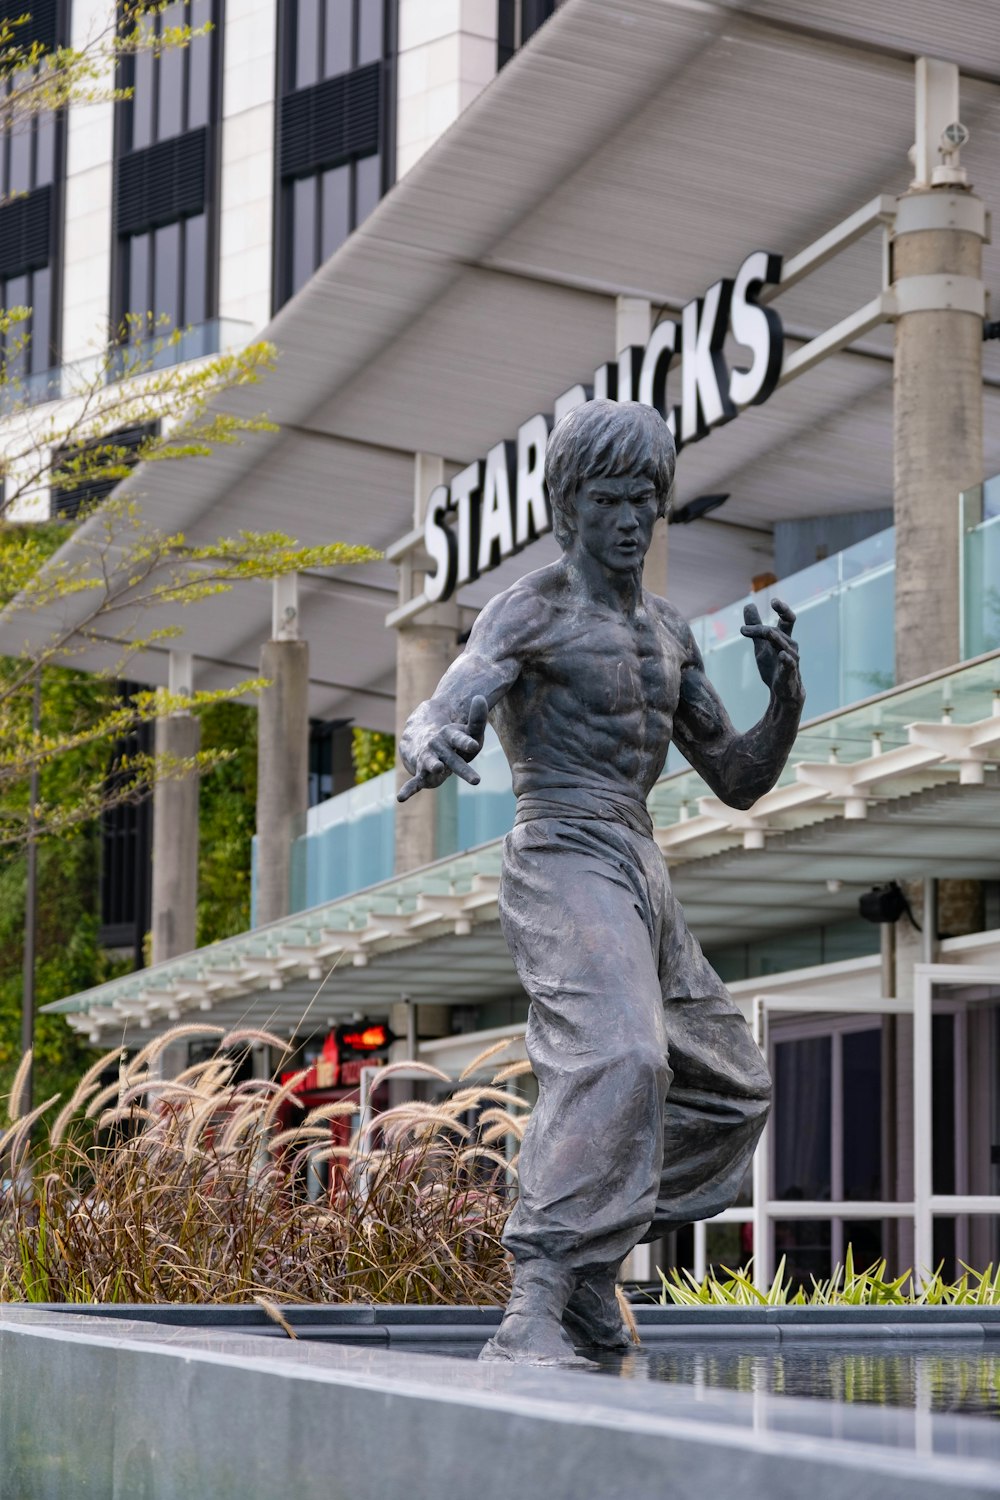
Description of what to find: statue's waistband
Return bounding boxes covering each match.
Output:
[513,785,653,840]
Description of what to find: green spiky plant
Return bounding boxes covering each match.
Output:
[660,1244,1000,1306]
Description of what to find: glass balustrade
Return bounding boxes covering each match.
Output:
[962,477,1000,660]
[269,491,1000,920]
[0,320,254,415]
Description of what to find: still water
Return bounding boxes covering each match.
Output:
[412,1338,1000,1421]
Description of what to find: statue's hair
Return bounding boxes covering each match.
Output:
[544,400,676,549]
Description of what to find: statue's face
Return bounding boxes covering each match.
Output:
[570,474,659,572]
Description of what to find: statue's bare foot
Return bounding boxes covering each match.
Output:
[563,1271,634,1351]
[479,1259,598,1368]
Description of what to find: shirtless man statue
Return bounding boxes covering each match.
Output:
[398,400,805,1365]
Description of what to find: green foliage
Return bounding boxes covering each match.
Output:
[660,1246,1000,1306]
[196,701,257,945]
[352,727,395,783]
[0,834,116,1112]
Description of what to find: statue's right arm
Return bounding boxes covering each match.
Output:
[397,583,545,802]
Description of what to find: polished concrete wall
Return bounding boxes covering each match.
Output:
[1,1309,999,1500]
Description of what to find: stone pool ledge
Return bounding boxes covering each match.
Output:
[15,1300,1000,1345]
[1,1307,999,1500]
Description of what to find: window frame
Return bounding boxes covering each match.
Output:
[111,0,225,340]
[272,0,396,312]
[0,12,69,377]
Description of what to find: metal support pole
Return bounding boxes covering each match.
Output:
[913,963,934,1281]
[751,999,772,1290]
[880,922,898,1269]
[20,674,40,1114]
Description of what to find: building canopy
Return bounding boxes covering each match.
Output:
[2,0,1000,730]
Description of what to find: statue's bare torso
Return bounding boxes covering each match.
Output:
[489,562,685,801]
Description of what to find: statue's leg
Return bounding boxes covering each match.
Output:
[482,818,669,1364]
[647,878,772,1237]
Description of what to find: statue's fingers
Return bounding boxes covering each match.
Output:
[397,774,425,803]
[432,742,479,780]
[743,602,763,628]
[441,726,480,757]
[466,694,489,742]
[742,623,797,655]
[771,597,797,636]
[452,760,481,787]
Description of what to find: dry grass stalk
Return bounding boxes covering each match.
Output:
[459,1037,523,1080]
[1,1039,525,1307]
[6,1050,34,1123]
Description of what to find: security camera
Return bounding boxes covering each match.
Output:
[942,121,970,149]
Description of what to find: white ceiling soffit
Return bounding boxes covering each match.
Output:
[4,0,1000,719]
[43,642,1000,1042]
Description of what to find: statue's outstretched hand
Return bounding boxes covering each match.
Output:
[397,695,489,803]
[740,597,803,703]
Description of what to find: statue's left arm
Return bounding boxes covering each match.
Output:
[666,597,805,811]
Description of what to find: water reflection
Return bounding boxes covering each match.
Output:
[419,1339,1000,1420]
[594,1342,1000,1421]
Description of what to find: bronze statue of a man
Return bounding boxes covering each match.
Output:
[399,400,804,1365]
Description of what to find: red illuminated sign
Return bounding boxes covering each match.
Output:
[336,1022,395,1054]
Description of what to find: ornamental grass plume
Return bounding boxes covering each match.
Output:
[0,1034,528,1306]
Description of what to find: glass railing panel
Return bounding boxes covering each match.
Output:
[838,525,895,581]
[454,726,516,850]
[963,512,1000,659]
[983,474,1000,521]
[691,527,895,732]
[106,319,254,381]
[839,562,895,703]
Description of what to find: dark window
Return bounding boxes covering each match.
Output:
[498,0,557,69]
[275,0,393,308]
[842,1028,882,1200]
[773,1036,832,1201]
[100,692,153,965]
[0,42,64,378]
[320,164,350,259]
[114,3,221,334]
[121,211,208,331]
[122,0,217,152]
[309,719,355,804]
[51,423,157,521]
[0,263,54,380]
[286,0,381,91]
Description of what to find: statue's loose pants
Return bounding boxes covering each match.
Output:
[498,808,772,1274]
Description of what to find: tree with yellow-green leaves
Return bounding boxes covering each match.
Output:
[0,7,382,1106]
[1,3,209,124]
[0,1,381,839]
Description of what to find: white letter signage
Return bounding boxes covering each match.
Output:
[415,249,783,602]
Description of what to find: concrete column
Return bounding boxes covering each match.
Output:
[893,60,986,685]
[256,576,309,926]
[394,455,460,874]
[151,653,200,965]
[396,0,498,179]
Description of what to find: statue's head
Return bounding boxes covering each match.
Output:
[544,400,676,552]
